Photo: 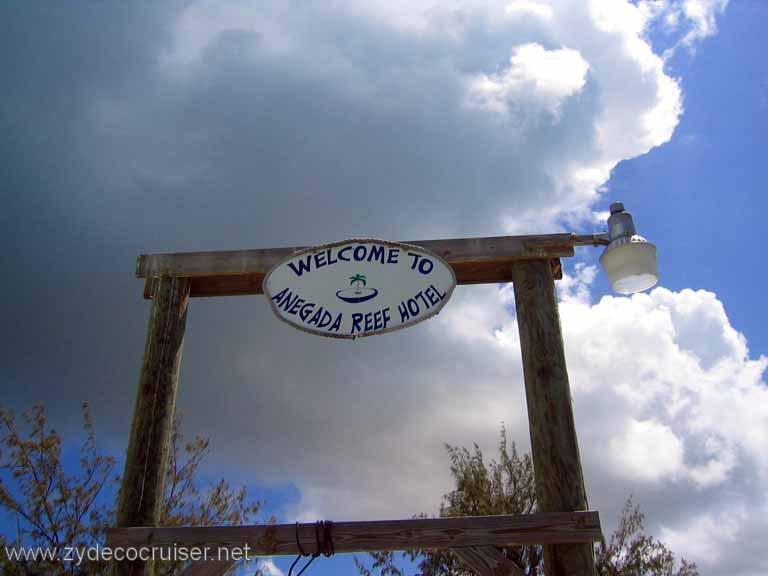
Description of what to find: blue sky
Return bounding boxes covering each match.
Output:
[2,1,767,575]
[598,0,767,356]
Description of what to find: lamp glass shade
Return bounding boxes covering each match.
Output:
[599,238,658,294]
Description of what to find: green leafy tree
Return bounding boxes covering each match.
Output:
[0,404,262,575]
[596,498,698,576]
[356,426,698,576]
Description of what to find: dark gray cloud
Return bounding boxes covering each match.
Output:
[1,2,184,428]
[1,0,602,427]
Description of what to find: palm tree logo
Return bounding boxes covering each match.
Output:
[336,272,379,303]
[349,274,367,294]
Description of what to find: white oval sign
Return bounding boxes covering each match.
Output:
[263,239,456,339]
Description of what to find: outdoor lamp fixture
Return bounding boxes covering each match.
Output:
[575,202,658,294]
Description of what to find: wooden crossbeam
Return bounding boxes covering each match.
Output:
[107,511,601,558]
[136,234,576,298]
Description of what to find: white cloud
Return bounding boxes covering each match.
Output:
[680,0,729,45]
[609,419,685,482]
[505,1,554,21]
[255,558,285,576]
[466,43,590,120]
[422,271,767,573]
[659,506,745,567]
[560,285,766,573]
[630,0,730,55]
[138,0,687,236]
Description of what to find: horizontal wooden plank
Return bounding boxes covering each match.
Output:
[144,257,562,298]
[137,234,574,278]
[137,234,574,298]
[106,511,601,557]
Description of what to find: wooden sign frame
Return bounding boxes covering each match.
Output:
[111,233,604,576]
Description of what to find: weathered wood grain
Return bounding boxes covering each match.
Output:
[453,546,524,576]
[143,258,563,298]
[137,234,574,298]
[114,277,190,576]
[106,512,601,557]
[511,260,596,576]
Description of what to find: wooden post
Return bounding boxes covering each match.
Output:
[511,260,595,576]
[114,276,191,576]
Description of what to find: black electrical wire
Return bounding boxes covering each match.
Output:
[315,520,335,557]
[285,521,334,576]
